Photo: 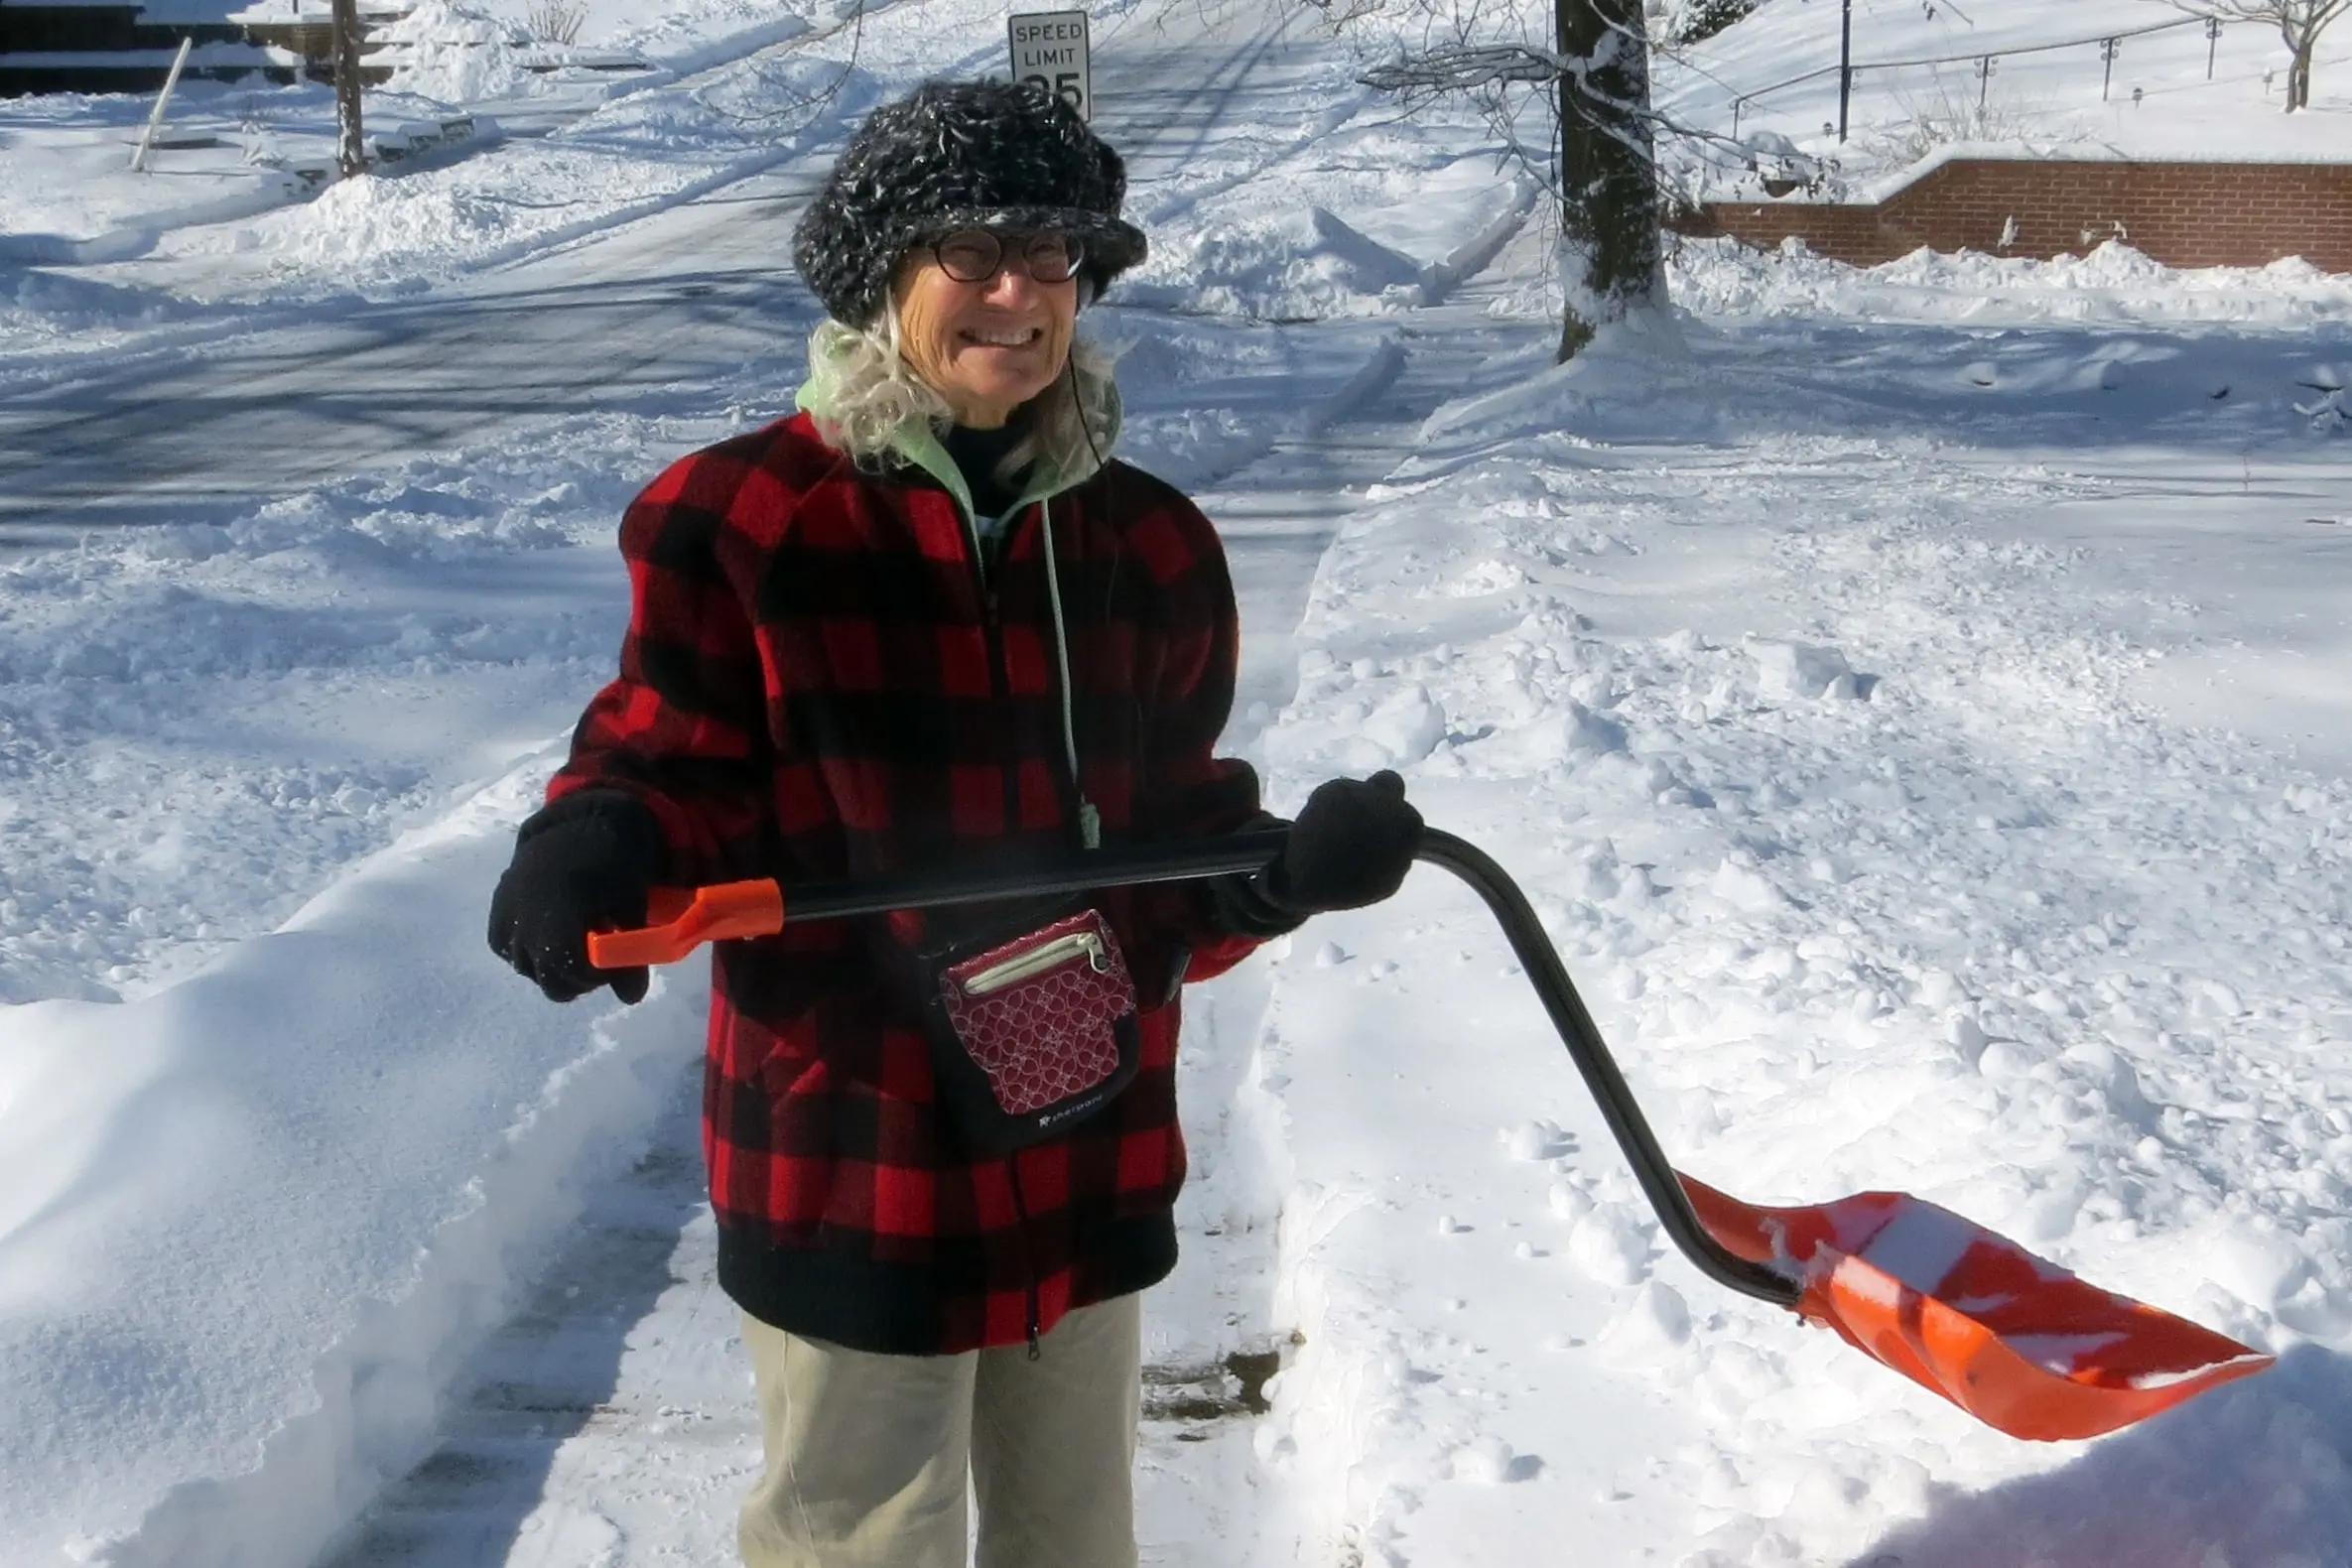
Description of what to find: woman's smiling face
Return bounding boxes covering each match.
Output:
[894,233,1080,430]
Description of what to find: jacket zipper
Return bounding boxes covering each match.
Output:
[978,503,1046,1358]
[972,494,1093,851]
[975,503,1023,839]
[1007,1155,1043,1360]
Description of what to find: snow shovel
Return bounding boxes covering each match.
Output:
[587,825,2271,1441]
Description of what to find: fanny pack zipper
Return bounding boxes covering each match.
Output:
[963,929,1109,995]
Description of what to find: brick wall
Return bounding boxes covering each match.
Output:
[1674,160,2352,274]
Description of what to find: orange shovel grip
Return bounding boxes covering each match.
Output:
[587,880,785,969]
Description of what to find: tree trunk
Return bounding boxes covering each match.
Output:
[332,0,366,179]
[2287,42,2312,111]
[1554,0,1661,361]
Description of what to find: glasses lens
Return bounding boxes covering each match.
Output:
[934,229,1002,283]
[1023,233,1081,283]
[932,230,1083,284]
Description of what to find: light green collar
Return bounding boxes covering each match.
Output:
[794,345,1121,530]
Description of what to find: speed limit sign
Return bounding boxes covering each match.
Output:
[1008,10,1092,121]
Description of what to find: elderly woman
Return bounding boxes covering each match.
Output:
[487,79,1420,1568]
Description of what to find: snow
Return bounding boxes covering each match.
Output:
[1230,286,2352,1557]
[0,0,841,275]
[373,4,542,106]
[3,0,2352,1565]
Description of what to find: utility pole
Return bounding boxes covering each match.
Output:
[332,0,366,179]
[1837,0,1853,142]
[2100,36,2120,102]
[2205,15,2221,81]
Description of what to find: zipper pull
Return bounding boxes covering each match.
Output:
[1079,798,1101,850]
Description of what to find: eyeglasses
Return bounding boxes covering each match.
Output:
[929,228,1085,285]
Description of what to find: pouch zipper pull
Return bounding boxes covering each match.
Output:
[964,930,1108,995]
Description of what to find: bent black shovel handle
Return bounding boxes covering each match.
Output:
[618,825,1800,1308]
[1412,830,1801,1308]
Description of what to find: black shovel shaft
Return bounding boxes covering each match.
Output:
[776,829,1296,923]
[767,827,1800,1308]
[1412,831,1801,1307]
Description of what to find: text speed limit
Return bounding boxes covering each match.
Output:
[1007,10,1092,121]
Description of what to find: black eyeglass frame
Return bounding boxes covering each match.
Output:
[926,228,1087,286]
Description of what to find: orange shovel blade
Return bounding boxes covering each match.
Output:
[586,880,785,970]
[1680,1176,2271,1441]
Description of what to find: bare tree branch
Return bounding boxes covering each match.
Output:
[688,0,874,126]
[2152,0,2350,108]
[1354,36,1799,204]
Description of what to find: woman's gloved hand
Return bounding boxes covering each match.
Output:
[1264,770,1423,914]
[1210,772,1423,937]
[486,791,664,1004]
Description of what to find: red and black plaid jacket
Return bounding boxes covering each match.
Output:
[547,410,1268,1355]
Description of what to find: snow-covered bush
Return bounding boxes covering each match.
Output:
[523,1,585,47]
[1871,79,2056,166]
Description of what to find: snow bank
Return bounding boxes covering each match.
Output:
[1121,205,1426,321]
[0,269,220,357]
[1238,307,2352,1563]
[187,52,877,295]
[0,409,682,1002]
[1671,235,2352,328]
[1098,311,1405,488]
[0,769,702,1568]
[1119,140,1536,323]
[0,389,749,1558]
[378,3,538,106]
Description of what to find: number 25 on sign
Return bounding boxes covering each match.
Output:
[1007,9,1092,121]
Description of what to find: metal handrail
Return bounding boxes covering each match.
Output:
[1714,12,2211,120]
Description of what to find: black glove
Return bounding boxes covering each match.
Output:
[1211,772,1423,936]
[487,791,664,1004]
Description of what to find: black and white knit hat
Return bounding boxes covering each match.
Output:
[792,78,1149,328]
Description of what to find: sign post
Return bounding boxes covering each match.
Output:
[1007,10,1092,121]
[129,36,195,173]
[332,0,367,178]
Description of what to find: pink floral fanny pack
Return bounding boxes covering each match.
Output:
[918,904,1140,1154]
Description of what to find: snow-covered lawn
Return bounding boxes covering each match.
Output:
[1241,239,2352,1563]
[1658,0,2352,196]
[2,3,2350,1566]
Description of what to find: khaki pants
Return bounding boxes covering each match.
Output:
[737,1294,1143,1568]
